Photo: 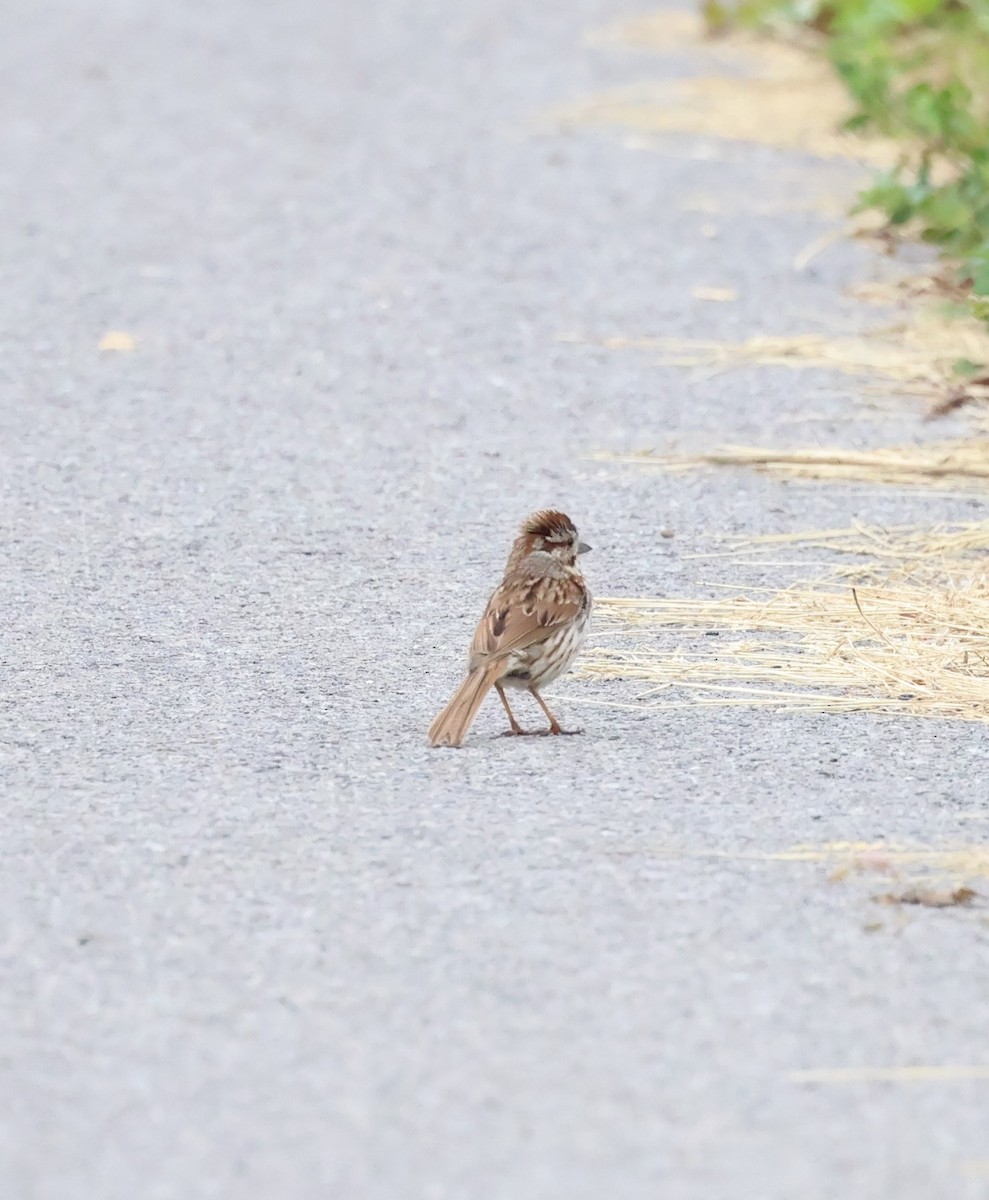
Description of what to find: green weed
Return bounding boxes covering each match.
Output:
[705,0,989,319]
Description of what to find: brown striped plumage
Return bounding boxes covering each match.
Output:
[428,510,592,748]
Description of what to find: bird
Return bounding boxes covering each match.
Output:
[428,510,592,748]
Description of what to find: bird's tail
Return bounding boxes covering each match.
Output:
[428,661,503,748]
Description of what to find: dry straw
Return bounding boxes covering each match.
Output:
[595,440,989,491]
[725,519,989,569]
[557,11,900,166]
[569,306,989,394]
[673,839,989,888]
[576,521,989,723]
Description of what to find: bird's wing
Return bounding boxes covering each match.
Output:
[469,572,584,663]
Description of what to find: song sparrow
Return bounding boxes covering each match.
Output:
[428,510,592,748]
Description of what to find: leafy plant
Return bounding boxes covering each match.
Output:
[706,0,989,314]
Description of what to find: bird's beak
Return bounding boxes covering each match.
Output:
[577,541,592,555]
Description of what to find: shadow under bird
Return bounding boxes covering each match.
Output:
[428,510,592,748]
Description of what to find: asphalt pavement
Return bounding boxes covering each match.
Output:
[2,1,989,1197]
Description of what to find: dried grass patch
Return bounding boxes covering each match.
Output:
[567,306,989,397]
[595,440,989,491]
[576,520,989,723]
[825,841,988,901]
[718,839,989,883]
[555,78,894,165]
[559,11,899,166]
[610,839,989,898]
[725,520,989,572]
[874,885,977,907]
[846,275,971,307]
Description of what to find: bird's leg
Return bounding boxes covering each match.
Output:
[496,684,526,736]
[530,687,583,736]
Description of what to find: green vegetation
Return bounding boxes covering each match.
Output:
[703,0,989,315]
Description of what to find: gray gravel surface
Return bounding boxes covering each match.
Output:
[3,1,989,1197]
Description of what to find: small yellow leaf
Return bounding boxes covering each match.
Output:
[99,331,136,352]
[692,285,738,302]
